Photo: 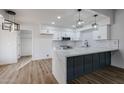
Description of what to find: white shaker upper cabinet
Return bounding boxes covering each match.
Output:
[93,25,110,40]
[53,31,62,40]
[40,29,54,35]
[52,31,80,41]
[72,31,80,41]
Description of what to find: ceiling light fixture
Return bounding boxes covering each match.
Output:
[92,14,98,29]
[51,22,55,25]
[2,10,20,32]
[57,16,61,19]
[76,9,84,28]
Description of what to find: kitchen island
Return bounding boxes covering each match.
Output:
[52,46,119,84]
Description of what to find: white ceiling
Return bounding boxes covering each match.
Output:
[11,9,108,28]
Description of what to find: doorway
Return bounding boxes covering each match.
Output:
[21,30,32,57]
[17,30,32,70]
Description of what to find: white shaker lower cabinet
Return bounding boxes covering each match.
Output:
[93,25,110,40]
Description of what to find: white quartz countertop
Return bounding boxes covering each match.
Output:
[54,47,119,57]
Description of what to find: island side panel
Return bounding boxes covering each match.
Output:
[52,51,67,84]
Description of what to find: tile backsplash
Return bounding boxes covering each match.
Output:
[53,39,119,50]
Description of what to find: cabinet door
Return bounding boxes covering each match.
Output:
[93,25,109,40]
[72,31,80,40]
[99,27,108,40]
[67,57,74,81]
[53,32,61,40]
[92,54,100,71]
[93,30,100,40]
[60,31,65,37]
[99,53,106,68]
[74,56,84,78]
[106,52,111,66]
[65,31,71,37]
[84,55,93,74]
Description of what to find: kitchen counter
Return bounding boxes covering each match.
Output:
[54,46,118,57]
[52,44,119,84]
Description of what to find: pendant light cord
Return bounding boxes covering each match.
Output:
[79,10,80,21]
[94,14,98,24]
[95,15,96,23]
[13,15,15,23]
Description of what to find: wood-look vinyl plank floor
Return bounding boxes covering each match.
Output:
[0,57,124,84]
[69,66,124,84]
[0,57,57,84]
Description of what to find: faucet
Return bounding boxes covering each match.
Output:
[82,40,89,48]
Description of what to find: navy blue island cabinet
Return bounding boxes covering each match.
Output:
[67,52,111,83]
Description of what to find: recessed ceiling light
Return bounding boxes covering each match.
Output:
[51,22,55,24]
[57,16,61,19]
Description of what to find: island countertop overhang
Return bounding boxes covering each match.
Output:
[54,47,119,58]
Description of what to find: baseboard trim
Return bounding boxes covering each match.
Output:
[110,65,124,70]
[32,58,52,62]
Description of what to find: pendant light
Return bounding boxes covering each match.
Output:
[6,10,16,32]
[2,10,20,32]
[92,14,98,29]
[9,11,16,32]
[76,9,84,28]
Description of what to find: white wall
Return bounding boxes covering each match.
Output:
[0,10,18,64]
[0,29,18,64]
[21,30,32,56]
[17,32,21,59]
[32,25,53,60]
[21,39,32,56]
[111,10,124,68]
[92,9,115,24]
[32,25,42,60]
[0,9,8,19]
[39,35,53,59]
